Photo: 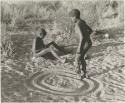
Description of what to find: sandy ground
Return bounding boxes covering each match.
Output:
[1,29,125,102]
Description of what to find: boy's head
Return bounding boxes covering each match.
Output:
[36,27,46,39]
[40,28,46,38]
[69,9,80,22]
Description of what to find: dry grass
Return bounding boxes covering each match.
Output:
[1,24,16,62]
[1,1,124,102]
[1,0,124,29]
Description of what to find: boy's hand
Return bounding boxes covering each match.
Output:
[74,53,81,67]
[91,30,97,35]
[75,53,81,60]
[31,56,36,62]
[60,56,67,63]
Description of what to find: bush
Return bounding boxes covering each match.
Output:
[1,24,15,62]
[1,13,12,24]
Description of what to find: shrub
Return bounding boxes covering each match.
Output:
[1,24,16,62]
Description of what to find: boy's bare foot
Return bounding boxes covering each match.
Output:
[84,54,91,60]
[31,57,36,62]
[81,74,90,80]
[60,58,66,63]
[81,75,86,80]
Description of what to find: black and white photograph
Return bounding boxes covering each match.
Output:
[1,0,125,102]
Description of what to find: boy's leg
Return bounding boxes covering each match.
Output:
[35,48,50,57]
[80,58,87,78]
[80,40,92,79]
[83,40,92,55]
[35,46,65,63]
[50,46,65,63]
[74,54,81,74]
[47,42,66,53]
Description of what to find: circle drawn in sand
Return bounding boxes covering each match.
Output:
[26,70,103,97]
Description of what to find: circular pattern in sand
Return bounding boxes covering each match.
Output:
[26,70,103,97]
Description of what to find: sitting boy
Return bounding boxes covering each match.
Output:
[32,27,65,63]
[69,9,93,79]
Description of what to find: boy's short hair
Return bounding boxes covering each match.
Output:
[69,9,80,18]
[40,28,46,36]
[35,26,46,37]
[40,28,46,34]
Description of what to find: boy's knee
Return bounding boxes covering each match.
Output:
[89,41,92,47]
[81,58,86,65]
[51,41,55,44]
[49,45,54,49]
[49,46,55,52]
[49,41,55,46]
[49,42,55,48]
[90,42,92,47]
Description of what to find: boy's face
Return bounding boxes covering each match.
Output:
[71,16,76,23]
[40,32,45,39]
[36,29,45,39]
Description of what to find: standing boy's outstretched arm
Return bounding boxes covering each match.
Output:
[32,38,36,56]
[74,23,84,68]
[86,23,93,34]
[76,23,84,54]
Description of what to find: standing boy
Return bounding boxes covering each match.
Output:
[69,9,93,79]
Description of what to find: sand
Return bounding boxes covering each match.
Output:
[1,32,125,102]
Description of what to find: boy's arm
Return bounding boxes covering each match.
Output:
[32,38,36,56]
[86,23,93,34]
[76,23,84,54]
[77,38,83,54]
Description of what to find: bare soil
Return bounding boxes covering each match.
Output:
[1,28,125,102]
